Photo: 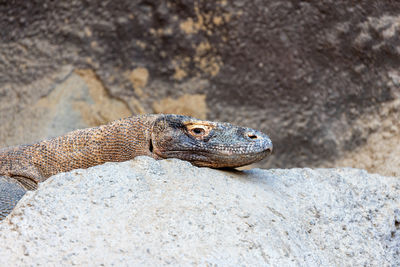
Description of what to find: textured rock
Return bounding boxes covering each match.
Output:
[1,157,399,266]
[0,67,130,147]
[1,1,400,176]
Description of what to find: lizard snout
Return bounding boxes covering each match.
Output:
[245,130,273,154]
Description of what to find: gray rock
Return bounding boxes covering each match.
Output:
[0,157,399,266]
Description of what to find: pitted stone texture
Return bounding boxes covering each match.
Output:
[0,157,399,266]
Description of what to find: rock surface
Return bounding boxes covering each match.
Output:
[1,1,400,176]
[1,157,399,266]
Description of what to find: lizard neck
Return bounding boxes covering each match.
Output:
[24,115,158,180]
[97,115,157,162]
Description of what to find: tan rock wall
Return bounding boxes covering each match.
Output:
[1,1,399,176]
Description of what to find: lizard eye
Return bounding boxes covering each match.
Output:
[191,127,205,136]
[186,123,212,138]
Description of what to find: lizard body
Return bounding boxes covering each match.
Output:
[0,114,272,220]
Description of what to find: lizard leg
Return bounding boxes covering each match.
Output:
[7,165,41,190]
[0,176,27,220]
[11,175,38,191]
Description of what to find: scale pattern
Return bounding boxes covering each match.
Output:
[0,115,157,220]
[0,114,272,220]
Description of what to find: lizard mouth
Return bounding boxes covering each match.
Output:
[153,148,272,168]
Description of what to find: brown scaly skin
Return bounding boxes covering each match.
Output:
[0,114,272,220]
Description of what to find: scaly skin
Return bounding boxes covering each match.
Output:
[0,114,272,220]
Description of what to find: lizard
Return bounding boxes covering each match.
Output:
[0,114,273,220]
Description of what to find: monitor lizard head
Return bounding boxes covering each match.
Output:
[150,114,273,168]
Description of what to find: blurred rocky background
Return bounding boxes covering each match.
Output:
[1,0,399,176]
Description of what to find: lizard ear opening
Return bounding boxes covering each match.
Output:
[149,138,154,153]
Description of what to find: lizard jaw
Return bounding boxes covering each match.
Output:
[152,141,273,168]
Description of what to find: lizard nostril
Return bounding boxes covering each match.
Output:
[247,133,258,140]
